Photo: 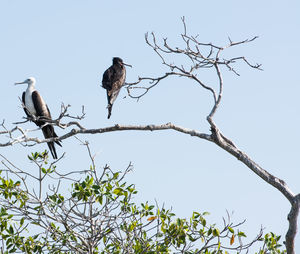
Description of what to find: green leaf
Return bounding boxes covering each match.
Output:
[207,227,212,236]
[113,188,123,196]
[20,217,25,226]
[96,195,103,205]
[213,228,220,237]
[237,231,246,237]
[8,225,14,234]
[228,226,234,234]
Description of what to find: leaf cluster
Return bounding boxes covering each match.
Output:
[0,152,287,253]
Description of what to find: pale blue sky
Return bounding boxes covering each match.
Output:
[0,0,299,251]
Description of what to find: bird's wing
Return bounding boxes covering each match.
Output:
[46,105,53,119]
[102,67,114,90]
[31,91,61,159]
[32,91,62,150]
[32,91,52,119]
[22,92,31,117]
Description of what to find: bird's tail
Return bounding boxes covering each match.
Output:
[42,125,62,159]
[47,141,58,159]
[107,104,112,119]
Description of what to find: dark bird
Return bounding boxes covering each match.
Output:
[15,77,62,159]
[102,57,132,119]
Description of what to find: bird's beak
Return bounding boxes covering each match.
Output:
[123,63,132,68]
[14,81,26,86]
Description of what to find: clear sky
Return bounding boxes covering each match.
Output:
[0,0,299,251]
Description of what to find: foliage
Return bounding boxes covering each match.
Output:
[0,151,286,253]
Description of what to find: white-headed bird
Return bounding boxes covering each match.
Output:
[15,77,62,159]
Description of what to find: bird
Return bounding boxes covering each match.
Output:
[15,77,62,159]
[102,57,132,119]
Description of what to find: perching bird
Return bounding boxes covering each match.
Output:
[15,77,62,159]
[102,57,132,119]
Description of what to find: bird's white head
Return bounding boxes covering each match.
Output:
[15,77,36,87]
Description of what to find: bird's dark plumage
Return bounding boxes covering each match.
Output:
[102,57,127,119]
[22,89,61,159]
